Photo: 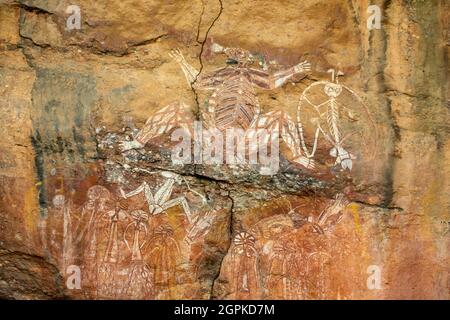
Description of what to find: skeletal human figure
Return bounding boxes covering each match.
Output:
[226,231,260,299]
[147,224,180,298]
[306,251,332,299]
[119,45,310,152]
[97,200,128,298]
[74,185,111,290]
[261,195,348,299]
[172,46,310,130]
[119,171,194,223]
[122,210,154,299]
[297,69,376,170]
[266,239,308,299]
[102,201,128,263]
[257,219,309,300]
[46,194,74,271]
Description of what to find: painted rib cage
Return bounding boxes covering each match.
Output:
[211,78,259,130]
[198,67,261,131]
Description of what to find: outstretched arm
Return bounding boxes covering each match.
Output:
[272,61,311,88]
[169,49,200,86]
[169,48,227,90]
[250,61,311,89]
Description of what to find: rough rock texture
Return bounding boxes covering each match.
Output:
[0,0,448,299]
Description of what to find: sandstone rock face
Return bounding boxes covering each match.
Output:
[0,0,448,299]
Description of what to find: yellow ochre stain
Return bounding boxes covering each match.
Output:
[421,175,441,217]
[420,175,443,241]
[348,203,362,235]
[347,202,372,290]
[23,183,40,237]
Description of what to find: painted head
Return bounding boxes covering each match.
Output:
[232,231,256,257]
[224,47,254,66]
[130,209,148,224]
[52,194,65,210]
[324,83,343,98]
[154,224,174,239]
[86,185,111,210]
[210,41,255,66]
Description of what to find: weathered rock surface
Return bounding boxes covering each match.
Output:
[0,0,448,299]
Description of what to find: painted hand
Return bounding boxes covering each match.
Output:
[294,60,311,73]
[168,48,185,64]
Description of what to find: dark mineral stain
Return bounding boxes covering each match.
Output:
[29,68,98,216]
[30,131,47,218]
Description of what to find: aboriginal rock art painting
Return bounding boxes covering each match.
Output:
[39,42,378,299]
[119,45,311,153]
[41,170,226,299]
[296,69,378,171]
[117,43,377,173]
[214,194,366,300]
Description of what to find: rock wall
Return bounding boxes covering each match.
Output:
[0,0,448,299]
